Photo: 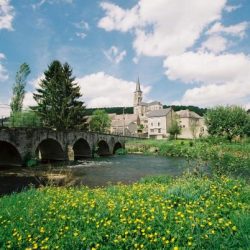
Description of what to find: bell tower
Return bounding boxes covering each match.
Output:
[133,77,142,107]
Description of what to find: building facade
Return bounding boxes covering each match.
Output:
[147,108,174,139]
[176,110,208,139]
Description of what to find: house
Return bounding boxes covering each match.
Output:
[110,114,139,136]
[176,110,207,139]
[147,108,174,139]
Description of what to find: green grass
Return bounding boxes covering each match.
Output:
[0,175,249,249]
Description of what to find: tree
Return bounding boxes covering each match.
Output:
[9,111,41,128]
[33,60,86,130]
[89,109,111,133]
[189,118,199,139]
[168,119,181,140]
[205,106,250,141]
[10,63,30,113]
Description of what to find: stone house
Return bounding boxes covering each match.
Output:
[110,114,139,136]
[147,108,174,139]
[176,110,207,139]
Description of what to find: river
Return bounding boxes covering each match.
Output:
[0,154,191,196]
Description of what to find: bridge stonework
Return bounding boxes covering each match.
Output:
[0,128,125,166]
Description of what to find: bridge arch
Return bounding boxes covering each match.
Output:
[0,140,23,167]
[97,140,110,156]
[73,138,92,159]
[35,138,65,162]
[113,142,123,154]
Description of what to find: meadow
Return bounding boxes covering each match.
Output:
[0,175,249,249]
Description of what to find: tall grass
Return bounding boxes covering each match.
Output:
[0,176,249,249]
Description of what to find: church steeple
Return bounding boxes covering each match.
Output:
[136,76,141,92]
[134,76,142,107]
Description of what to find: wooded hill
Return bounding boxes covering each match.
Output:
[85,105,207,116]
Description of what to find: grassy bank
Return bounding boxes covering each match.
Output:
[0,175,249,249]
[126,139,250,176]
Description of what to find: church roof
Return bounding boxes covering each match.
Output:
[148,101,162,106]
[135,76,142,92]
[176,110,201,119]
[147,108,172,118]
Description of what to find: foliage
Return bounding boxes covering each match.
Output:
[89,109,111,133]
[85,107,133,116]
[85,105,207,117]
[167,119,181,140]
[0,176,249,249]
[205,106,250,141]
[33,60,86,130]
[189,119,199,139]
[9,111,41,127]
[10,63,30,113]
[115,148,128,155]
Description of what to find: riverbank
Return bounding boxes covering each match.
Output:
[126,139,250,177]
[0,175,249,249]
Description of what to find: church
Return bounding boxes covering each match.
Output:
[110,78,207,139]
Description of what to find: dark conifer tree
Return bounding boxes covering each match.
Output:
[33,60,86,130]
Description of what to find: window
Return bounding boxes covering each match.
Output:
[182,125,185,128]
[158,129,161,133]
[151,123,153,126]
[150,129,154,133]
[158,122,160,126]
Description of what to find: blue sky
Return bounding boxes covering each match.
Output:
[0,0,250,116]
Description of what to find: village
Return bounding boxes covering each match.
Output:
[97,78,207,139]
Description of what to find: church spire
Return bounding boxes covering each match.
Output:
[136,76,142,92]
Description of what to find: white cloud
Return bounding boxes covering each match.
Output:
[76,32,86,39]
[165,52,250,107]
[200,35,228,54]
[224,4,242,13]
[74,20,89,39]
[23,92,37,108]
[132,57,139,64]
[99,0,227,57]
[103,46,127,64]
[32,0,73,9]
[0,53,8,81]
[74,20,89,30]
[0,0,15,30]
[77,72,151,108]
[207,21,249,38]
[0,103,10,117]
[28,74,45,89]
[164,52,250,84]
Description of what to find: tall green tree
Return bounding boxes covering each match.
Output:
[205,106,250,141]
[167,118,181,140]
[89,109,111,133]
[10,63,30,113]
[33,60,86,130]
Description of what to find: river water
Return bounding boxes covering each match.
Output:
[0,154,191,196]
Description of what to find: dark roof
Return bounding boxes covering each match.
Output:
[147,108,171,118]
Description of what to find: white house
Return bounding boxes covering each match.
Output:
[147,108,174,139]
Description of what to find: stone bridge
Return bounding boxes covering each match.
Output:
[0,128,126,166]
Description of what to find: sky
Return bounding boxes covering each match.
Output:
[0,0,250,116]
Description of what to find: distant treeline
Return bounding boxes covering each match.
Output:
[85,105,207,116]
